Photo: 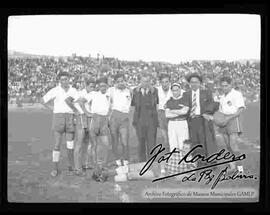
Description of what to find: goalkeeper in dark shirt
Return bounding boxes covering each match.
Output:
[164,83,190,152]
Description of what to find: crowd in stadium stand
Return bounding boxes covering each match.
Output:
[8,55,260,105]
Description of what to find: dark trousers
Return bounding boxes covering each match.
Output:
[188,117,207,167]
[135,119,157,162]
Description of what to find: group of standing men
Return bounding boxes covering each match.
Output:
[41,70,246,178]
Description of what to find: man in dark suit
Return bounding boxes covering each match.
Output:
[131,71,159,162]
[182,73,219,167]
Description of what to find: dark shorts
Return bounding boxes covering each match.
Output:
[75,114,92,130]
[109,109,129,133]
[52,113,75,133]
[89,114,109,136]
[158,109,168,130]
[218,116,243,135]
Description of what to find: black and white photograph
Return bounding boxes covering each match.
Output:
[6,14,261,203]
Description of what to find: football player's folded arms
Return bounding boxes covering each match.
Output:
[165,106,189,118]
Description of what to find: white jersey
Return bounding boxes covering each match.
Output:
[157,86,172,110]
[109,87,131,113]
[74,89,93,114]
[86,91,111,116]
[43,84,78,114]
[219,88,246,115]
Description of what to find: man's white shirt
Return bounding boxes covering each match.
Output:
[157,86,172,110]
[219,88,246,115]
[43,84,78,114]
[74,89,92,114]
[86,91,111,116]
[109,87,131,113]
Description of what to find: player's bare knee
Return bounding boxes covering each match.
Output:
[120,129,128,139]
[66,132,74,142]
[89,131,96,141]
[74,143,81,152]
[161,129,167,137]
[229,133,239,152]
[76,135,84,146]
[54,145,61,151]
[230,133,238,141]
[90,141,97,151]
[110,132,118,141]
[100,136,109,146]
[54,131,62,142]
[54,141,61,151]
[120,136,128,146]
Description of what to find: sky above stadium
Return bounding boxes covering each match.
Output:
[8,14,261,64]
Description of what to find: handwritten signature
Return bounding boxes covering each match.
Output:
[181,166,257,189]
[139,144,257,188]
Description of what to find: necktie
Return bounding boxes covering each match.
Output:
[190,91,197,117]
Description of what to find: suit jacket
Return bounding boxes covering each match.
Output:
[182,89,219,157]
[131,86,159,127]
[182,89,219,116]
